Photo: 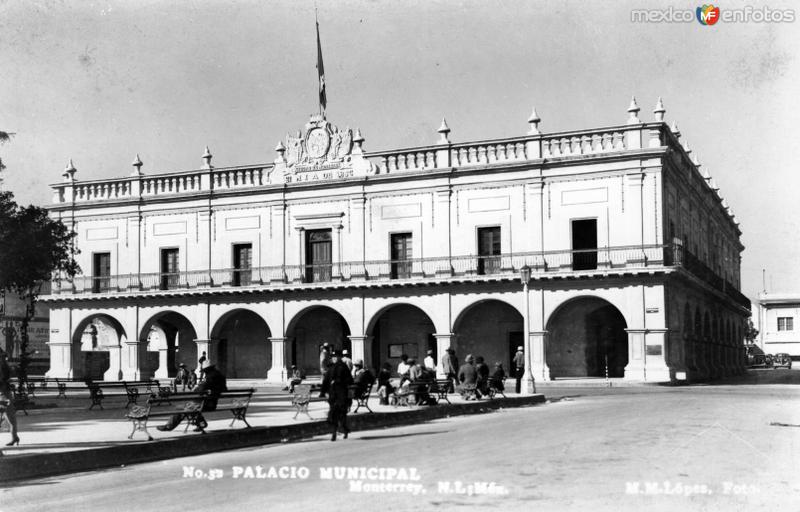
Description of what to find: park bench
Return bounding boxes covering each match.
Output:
[11,377,83,399]
[86,379,161,410]
[349,383,373,413]
[429,379,453,404]
[125,388,254,441]
[486,376,507,399]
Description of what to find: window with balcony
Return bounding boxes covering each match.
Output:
[92,252,111,293]
[390,233,412,279]
[305,229,332,283]
[160,248,179,290]
[477,227,501,275]
[233,243,252,286]
[571,219,597,271]
[777,317,794,331]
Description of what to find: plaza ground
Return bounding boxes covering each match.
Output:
[3,368,798,511]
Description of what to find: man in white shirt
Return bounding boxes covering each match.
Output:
[423,349,436,373]
[397,354,410,378]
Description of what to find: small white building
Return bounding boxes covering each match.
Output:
[757,293,800,357]
[41,98,750,384]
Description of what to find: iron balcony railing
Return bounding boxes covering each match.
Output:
[48,244,748,309]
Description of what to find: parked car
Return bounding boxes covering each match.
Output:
[746,346,772,368]
[772,353,792,369]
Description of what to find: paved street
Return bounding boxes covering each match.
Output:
[4,370,799,512]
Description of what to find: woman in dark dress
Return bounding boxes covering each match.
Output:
[0,349,20,451]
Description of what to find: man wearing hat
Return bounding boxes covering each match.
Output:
[320,349,353,441]
[319,343,332,374]
[158,360,227,432]
[352,359,375,397]
[513,346,525,394]
[423,349,436,374]
[174,363,190,392]
[341,349,353,372]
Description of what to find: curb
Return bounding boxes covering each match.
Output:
[0,394,545,483]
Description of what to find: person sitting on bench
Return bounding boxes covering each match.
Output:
[352,360,375,396]
[157,361,227,432]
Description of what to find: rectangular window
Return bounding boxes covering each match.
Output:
[305,229,332,283]
[477,227,501,275]
[233,243,253,286]
[160,248,179,290]
[390,233,412,279]
[571,219,597,271]
[92,252,111,293]
[778,317,794,331]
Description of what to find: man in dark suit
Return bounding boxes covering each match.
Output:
[320,349,354,441]
[158,361,227,432]
[513,346,525,394]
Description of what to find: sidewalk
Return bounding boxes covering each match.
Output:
[0,383,545,482]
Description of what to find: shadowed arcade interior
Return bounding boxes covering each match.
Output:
[546,297,628,378]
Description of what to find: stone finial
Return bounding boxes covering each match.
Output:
[131,154,143,176]
[653,97,666,122]
[710,178,719,191]
[63,159,77,182]
[202,146,213,169]
[527,107,541,135]
[691,153,700,167]
[353,128,365,154]
[681,140,691,155]
[670,120,681,140]
[702,168,711,181]
[274,141,286,163]
[722,198,729,210]
[437,118,450,144]
[627,96,641,125]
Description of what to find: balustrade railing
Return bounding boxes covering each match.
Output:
[51,244,675,296]
[54,124,672,203]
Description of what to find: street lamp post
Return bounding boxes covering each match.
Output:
[520,265,535,394]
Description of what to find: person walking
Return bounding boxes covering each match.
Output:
[320,349,354,441]
[513,346,525,393]
[174,363,190,392]
[0,349,20,451]
[442,348,458,393]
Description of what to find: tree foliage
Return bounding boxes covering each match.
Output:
[1,146,79,384]
[744,319,759,344]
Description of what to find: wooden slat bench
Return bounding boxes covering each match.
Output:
[125,388,255,440]
[86,380,160,410]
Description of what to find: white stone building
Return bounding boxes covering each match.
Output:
[42,99,750,385]
[756,293,800,357]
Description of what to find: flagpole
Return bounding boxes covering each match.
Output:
[315,6,326,117]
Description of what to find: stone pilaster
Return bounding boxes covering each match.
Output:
[624,329,646,381]
[266,337,287,383]
[530,331,550,383]
[348,335,372,370]
[121,340,142,380]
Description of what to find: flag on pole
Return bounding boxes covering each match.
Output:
[316,19,327,113]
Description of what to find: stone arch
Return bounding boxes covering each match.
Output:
[703,312,711,339]
[452,299,524,374]
[71,313,127,380]
[286,305,351,377]
[139,311,198,379]
[366,303,437,373]
[545,296,628,378]
[210,309,272,379]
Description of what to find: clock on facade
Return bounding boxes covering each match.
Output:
[306,128,330,159]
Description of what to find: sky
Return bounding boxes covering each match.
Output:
[0,0,798,301]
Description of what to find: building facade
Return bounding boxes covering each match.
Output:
[42,99,750,384]
[756,293,800,357]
